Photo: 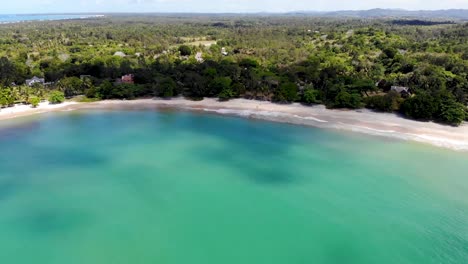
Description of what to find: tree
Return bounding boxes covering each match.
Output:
[154,77,177,98]
[302,87,321,104]
[49,91,65,104]
[231,82,246,96]
[209,76,232,97]
[239,58,259,68]
[85,86,99,99]
[333,91,362,109]
[29,96,41,108]
[364,91,402,112]
[183,71,208,99]
[0,57,18,86]
[219,88,235,101]
[348,79,376,96]
[58,77,84,97]
[382,47,398,59]
[0,88,16,107]
[178,45,192,56]
[274,82,299,102]
[0,91,8,107]
[401,92,437,120]
[437,96,466,126]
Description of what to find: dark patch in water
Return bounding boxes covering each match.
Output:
[0,179,18,202]
[34,146,108,169]
[180,116,304,185]
[325,242,363,263]
[14,208,91,235]
[0,145,109,176]
[0,121,41,140]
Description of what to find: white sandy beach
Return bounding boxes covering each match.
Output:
[0,101,78,121]
[1,97,468,151]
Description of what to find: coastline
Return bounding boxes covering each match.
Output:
[0,14,105,24]
[0,102,78,121]
[2,98,468,151]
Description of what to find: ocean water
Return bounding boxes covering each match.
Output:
[0,109,467,264]
[0,14,100,23]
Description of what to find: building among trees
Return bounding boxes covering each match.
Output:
[121,74,135,84]
[25,76,45,87]
[391,86,411,98]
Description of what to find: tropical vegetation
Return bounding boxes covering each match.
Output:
[0,15,467,125]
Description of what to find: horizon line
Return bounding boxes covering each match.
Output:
[2,8,468,16]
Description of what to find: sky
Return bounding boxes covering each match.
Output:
[2,0,468,14]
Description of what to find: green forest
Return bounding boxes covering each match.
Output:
[0,15,467,125]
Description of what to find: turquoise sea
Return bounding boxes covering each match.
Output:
[0,14,100,23]
[0,109,467,264]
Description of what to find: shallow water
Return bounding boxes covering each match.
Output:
[0,109,467,264]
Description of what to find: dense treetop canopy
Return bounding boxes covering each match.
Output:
[0,15,467,125]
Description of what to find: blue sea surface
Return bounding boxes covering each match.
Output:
[0,109,467,264]
[0,14,100,23]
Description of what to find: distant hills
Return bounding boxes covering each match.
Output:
[286,9,468,20]
[10,9,468,20]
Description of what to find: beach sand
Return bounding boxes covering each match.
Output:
[1,98,468,151]
[0,101,78,121]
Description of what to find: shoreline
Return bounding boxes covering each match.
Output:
[0,14,105,25]
[2,98,468,152]
[0,101,79,121]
